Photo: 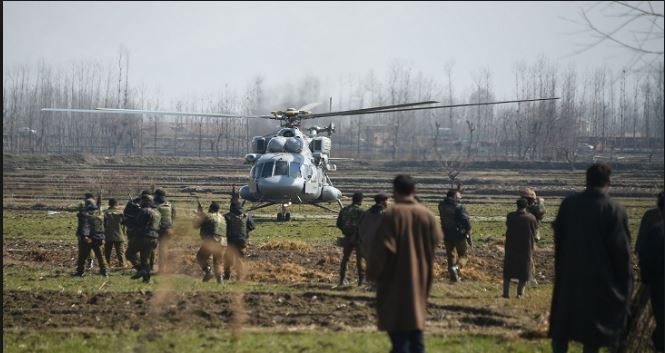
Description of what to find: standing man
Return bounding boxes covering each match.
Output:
[104,198,128,268]
[367,175,442,353]
[74,200,109,277]
[637,192,664,352]
[126,194,161,283]
[336,192,365,287]
[194,201,226,283]
[438,189,471,282]
[80,193,96,270]
[502,198,538,298]
[550,163,632,353]
[154,189,176,274]
[223,200,255,281]
[358,193,389,263]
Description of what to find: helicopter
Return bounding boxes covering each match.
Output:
[42,97,558,221]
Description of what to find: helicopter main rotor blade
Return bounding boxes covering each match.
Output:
[304,100,439,119]
[306,97,560,118]
[42,107,274,120]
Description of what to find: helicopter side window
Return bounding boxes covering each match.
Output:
[260,161,274,178]
[289,162,301,178]
[274,160,289,176]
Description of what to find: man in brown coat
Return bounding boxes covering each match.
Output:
[367,175,443,353]
[502,197,538,298]
[550,163,632,353]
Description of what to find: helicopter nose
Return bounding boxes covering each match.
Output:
[257,177,302,199]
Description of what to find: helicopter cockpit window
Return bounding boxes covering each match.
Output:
[260,161,274,178]
[274,160,289,176]
[289,162,301,178]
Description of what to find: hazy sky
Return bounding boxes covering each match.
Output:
[4,1,663,105]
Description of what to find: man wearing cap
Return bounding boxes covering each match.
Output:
[74,200,109,277]
[104,198,128,268]
[194,201,226,283]
[520,187,546,284]
[336,192,366,287]
[438,189,472,282]
[223,199,255,281]
[154,188,176,273]
[126,194,161,283]
[502,197,538,298]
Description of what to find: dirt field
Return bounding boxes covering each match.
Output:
[3,154,663,353]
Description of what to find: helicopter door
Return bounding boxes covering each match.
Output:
[303,164,318,195]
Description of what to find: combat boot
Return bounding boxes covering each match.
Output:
[131,269,145,280]
[100,269,109,277]
[202,267,213,282]
[73,270,85,277]
[448,266,461,283]
[223,271,231,281]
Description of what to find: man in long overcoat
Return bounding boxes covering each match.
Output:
[367,175,442,353]
[549,163,632,353]
[503,197,538,298]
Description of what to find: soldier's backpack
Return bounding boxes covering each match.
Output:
[87,213,105,241]
[337,205,361,238]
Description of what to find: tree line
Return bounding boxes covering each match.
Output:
[3,54,663,162]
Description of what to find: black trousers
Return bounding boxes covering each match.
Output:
[388,330,424,353]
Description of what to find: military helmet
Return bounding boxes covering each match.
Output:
[519,188,537,199]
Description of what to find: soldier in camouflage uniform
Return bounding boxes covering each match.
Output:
[79,193,97,270]
[336,192,365,287]
[74,200,109,277]
[223,200,256,281]
[194,201,226,283]
[154,189,176,274]
[438,189,472,282]
[126,194,161,283]
[104,198,128,268]
[124,191,151,270]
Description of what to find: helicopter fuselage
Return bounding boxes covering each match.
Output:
[239,127,341,208]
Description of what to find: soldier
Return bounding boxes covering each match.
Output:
[104,198,128,268]
[74,200,109,277]
[358,193,389,263]
[438,189,472,282]
[80,193,97,270]
[502,198,538,298]
[223,199,255,281]
[124,190,150,270]
[550,163,632,353]
[336,192,365,287]
[194,201,226,283]
[126,194,161,283]
[154,189,176,274]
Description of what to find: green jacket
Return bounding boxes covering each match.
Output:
[336,203,364,238]
[104,206,127,242]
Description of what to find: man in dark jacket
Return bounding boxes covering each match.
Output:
[438,189,471,282]
[126,194,161,283]
[74,201,109,277]
[637,195,664,352]
[358,193,388,264]
[223,200,255,281]
[502,197,538,298]
[550,163,632,353]
[367,175,442,353]
[336,192,366,287]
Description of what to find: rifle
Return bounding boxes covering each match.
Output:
[193,195,203,214]
[96,191,102,215]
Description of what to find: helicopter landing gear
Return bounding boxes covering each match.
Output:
[276,203,291,222]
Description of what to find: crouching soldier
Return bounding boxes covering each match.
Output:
[223,200,255,281]
[194,201,226,283]
[75,200,109,277]
[104,198,128,268]
[126,194,161,283]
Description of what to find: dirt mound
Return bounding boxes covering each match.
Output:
[257,240,313,252]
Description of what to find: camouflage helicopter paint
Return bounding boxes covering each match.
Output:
[43,97,559,222]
